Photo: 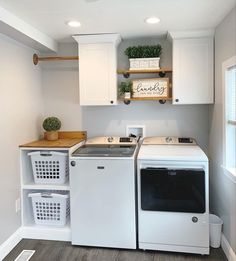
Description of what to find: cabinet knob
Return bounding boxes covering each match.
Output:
[175,99,179,103]
[70,161,76,167]
[110,100,114,104]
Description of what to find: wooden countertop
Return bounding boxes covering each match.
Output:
[19,131,87,148]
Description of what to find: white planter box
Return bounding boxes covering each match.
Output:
[124,92,131,99]
[129,57,160,70]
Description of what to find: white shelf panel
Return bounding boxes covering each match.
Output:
[21,224,71,241]
[22,182,70,191]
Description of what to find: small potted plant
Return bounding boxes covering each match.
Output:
[119,81,133,99]
[43,117,61,141]
[125,44,162,70]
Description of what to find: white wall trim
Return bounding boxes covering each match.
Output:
[221,233,236,261]
[221,165,236,184]
[21,226,71,242]
[0,225,70,260]
[73,33,121,46]
[222,55,236,180]
[168,29,215,40]
[1,228,235,260]
[0,228,22,260]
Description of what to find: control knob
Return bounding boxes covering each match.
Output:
[165,137,173,143]
[107,137,114,143]
[71,161,76,167]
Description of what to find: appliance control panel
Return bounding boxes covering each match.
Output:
[178,137,193,143]
[143,136,196,145]
[85,136,137,145]
[119,137,133,143]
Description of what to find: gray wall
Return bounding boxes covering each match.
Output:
[209,6,236,253]
[43,38,209,152]
[0,34,44,244]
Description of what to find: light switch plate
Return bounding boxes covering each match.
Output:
[15,198,21,213]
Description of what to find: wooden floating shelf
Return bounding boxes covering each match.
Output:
[117,68,172,74]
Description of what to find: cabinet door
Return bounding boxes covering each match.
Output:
[79,43,117,105]
[173,38,213,104]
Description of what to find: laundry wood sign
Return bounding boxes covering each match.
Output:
[132,78,169,98]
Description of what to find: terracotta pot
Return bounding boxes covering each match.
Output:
[45,131,58,141]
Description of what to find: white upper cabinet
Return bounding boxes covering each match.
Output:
[73,34,121,106]
[170,31,214,105]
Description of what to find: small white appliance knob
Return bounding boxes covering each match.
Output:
[107,137,114,143]
[165,137,173,143]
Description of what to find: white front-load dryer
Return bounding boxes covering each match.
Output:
[137,137,209,255]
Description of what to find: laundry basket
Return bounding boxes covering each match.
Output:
[28,192,70,226]
[28,151,68,184]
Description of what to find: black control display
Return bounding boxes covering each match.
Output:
[178,138,193,143]
[120,137,132,142]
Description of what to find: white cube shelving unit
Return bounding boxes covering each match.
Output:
[19,143,82,241]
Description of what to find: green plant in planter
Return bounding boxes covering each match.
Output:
[119,81,133,95]
[43,117,61,141]
[43,117,61,131]
[125,44,162,58]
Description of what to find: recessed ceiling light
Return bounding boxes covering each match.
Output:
[66,20,81,28]
[145,17,160,24]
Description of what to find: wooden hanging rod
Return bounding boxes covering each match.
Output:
[33,53,79,65]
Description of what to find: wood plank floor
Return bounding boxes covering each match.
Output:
[4,239,227,261]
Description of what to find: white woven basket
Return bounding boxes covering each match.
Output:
[28,151,68,184]
[28,192,69,226]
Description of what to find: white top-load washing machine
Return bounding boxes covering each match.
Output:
[70,136,138,249]
[137,137,209,255]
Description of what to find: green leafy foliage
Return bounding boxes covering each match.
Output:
[118,81,133,95]
[43,117,61,131]
[125,44,162,59]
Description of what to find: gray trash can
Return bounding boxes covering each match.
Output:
[210,214,223,248]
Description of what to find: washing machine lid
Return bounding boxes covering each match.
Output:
[72,144,136,157]
[138,144,208,162]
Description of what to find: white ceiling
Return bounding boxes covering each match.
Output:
[0,0,235,42]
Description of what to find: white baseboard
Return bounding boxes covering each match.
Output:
[1,229,234,261]
[21,225,71,242]
[0,228,22,261]
[221,234,236,261]
[0,225,70,260]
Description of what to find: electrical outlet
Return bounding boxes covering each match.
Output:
[15,198,21,213]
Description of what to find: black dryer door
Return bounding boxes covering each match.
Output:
[141,168,205,213]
